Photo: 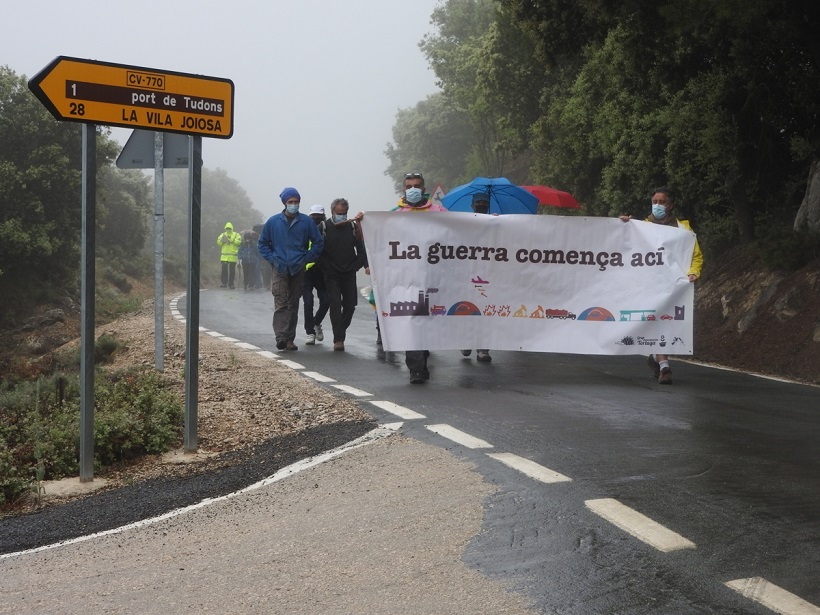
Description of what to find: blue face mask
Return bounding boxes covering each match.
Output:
[405,187,423,204]
[652,204,667,219]
[286,204,300,215]
[333,213,348,223]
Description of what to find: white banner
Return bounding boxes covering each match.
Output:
[361,212,696,355]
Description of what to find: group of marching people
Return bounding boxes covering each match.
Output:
[220,187,368,354]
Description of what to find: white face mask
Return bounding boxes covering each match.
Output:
[286,204,300,215]
[405,187,423,204]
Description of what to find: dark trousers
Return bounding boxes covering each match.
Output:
[405,350,429,375]
[271,268,304,343]
[302,269,329,335]
[241,260,258,290]
[325,269,358,343]
[260,262,272,290]
[221,261,236,287]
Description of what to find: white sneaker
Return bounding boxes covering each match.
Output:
[305,333,316,345]
[314,324,324,341]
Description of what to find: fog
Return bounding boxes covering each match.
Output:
[2,1,441,218]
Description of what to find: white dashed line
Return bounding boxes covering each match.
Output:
[332,384,373,397]
[302,371,337,383]
[221,336,239,342]
[367,400,425,420]
[585,498,696,552]
[235,342,261,351]
[726,577,820,614]
[277,360,304,370]
[425,424,493,449]
[487,452,572,483]
[256,350,279,360]
[206,331,223,337]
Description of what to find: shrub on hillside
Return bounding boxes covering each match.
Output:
[0,368,183,507]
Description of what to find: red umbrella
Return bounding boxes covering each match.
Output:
[521,185,581,209]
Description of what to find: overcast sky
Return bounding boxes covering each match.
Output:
[2,1,442,218]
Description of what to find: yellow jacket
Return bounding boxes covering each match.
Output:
[645,217,703,278]
[217,222,242,263]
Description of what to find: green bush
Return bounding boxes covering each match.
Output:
[0,368,183,506]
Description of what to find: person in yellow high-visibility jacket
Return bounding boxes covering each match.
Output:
[217,222,242,289]
[620,186,703,385]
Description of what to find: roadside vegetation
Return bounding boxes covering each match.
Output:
[0,66,263,509]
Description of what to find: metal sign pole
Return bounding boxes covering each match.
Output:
[79,124,96,482]
[183,135,202,453]
[154,132,165,371]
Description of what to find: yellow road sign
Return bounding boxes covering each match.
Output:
[29,56,234,139]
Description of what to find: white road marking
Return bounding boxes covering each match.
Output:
[256,350,279,360]
[235,342,261,351]
[277,360,304,370]
[221,336,239,342]
[726,577,820,615]
[367,400,425,420]
[487,452,572,483]
[206,330,223,337]
[332,384,373,397]
[585,498,696,552]
[302,371,337,383]
[0,424,400,561]
[425,424,493,449]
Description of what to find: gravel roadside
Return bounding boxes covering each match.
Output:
[0,298,537,613]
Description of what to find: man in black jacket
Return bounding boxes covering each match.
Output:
[321,198,368,351]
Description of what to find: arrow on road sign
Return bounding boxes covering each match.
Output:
[28,56,234,138]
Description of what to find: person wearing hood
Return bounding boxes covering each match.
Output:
[620,186,703,384]
[217,222,242,289]
[258,187,324,351]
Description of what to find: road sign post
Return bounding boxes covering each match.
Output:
[29,57,233,478]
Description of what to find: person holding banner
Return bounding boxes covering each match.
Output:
[461,192,493,363]
[620,186,703,384]
[395,172,447,383]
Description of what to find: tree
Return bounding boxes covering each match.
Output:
[385,93,473,192]
[502,0,820,244]
[1,66,86,313]
[420,0,524,178]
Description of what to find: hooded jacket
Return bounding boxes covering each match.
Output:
[217,223,242,263]
[258,211,324,276]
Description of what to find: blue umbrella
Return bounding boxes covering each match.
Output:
[442,177,539,214]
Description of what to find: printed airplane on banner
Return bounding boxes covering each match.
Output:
[361,212,696,355]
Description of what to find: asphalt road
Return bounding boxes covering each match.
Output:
[189,284,820,614]
[3,283,818,614]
